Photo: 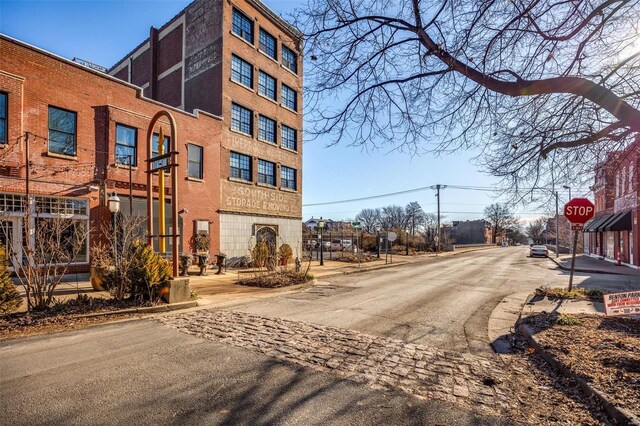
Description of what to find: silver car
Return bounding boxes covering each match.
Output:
[529,245,549,257]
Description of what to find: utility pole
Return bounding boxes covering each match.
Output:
[436,184,441,253]
[555,191,559,258]
[24,132,31,309]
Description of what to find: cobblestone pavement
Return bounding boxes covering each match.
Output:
[159,309,512,416]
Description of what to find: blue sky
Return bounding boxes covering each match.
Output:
[0,0,571,222]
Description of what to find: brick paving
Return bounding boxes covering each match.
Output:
[159,309,513,415]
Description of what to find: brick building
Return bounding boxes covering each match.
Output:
[0,35,221,271]
[108,0,303,263]
[584,137,639,268]
[450,220,491,245]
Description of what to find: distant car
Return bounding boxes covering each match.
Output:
[529,245,549,257]
[323,241,331,250]
[342,239,353,249]
[330,239,342,250]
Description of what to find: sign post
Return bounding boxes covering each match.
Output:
[352,221,361,269]
[388,231,397,264]
[563,198,595,291]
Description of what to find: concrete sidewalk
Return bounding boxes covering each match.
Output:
[548,253,640,276]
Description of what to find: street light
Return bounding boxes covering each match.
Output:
[317,217,325,266]
[563,185,572,253]
[108,192,121,279]
[405,228,409,256]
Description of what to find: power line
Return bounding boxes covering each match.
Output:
[302,183,589,207]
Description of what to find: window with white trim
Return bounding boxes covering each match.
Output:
[258,115,276,143]
[281,166,296,190]
[187,144,203,179]
[258,159,275,186]
[281,125,297,151]
[281,84,297,111]
[231,55,253,88]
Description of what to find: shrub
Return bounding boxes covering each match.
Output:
[278,244,293,264]
[251,242,270,268]
[128,241,172,301]
[0,245,21,314]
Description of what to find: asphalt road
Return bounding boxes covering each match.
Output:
[1,246,636,425]
[222,246,638,354]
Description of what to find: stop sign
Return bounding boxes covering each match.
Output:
[564,198,595,224]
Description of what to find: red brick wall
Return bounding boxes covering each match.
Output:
[158,24,183,74]
[131,48,151,87]
[0,36,222,264]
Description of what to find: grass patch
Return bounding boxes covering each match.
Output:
[536,286,603,300]
[553,313,582,326]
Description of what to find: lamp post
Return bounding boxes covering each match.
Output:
[405,228,409,256]
[108,192,121,277]
[317,217,325,266]
[563,185,572,253]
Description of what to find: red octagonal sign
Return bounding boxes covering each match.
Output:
[564,198,595,224]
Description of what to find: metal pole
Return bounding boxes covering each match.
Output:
[377,230,380,258]
[24,132,31,310]
[405,230,409,256]
[568,230,579,291]
[128,154,133,216]
[555,191,559,258]
[319,218,324,266]
[436,184,441,253]
[158,128,166,253]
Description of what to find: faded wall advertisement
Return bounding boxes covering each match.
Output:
[222,181,301,217]
[185,0,221,81]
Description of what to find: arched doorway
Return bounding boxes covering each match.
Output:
[256,226,276,256]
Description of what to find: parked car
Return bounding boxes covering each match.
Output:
[529,245,549,257]
[323,241,331,250]
[330,239,342,251]
[342,239,353,249]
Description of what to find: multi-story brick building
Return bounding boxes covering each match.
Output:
[0,35,221,271]
[108,0,303,263]
[584,137,639,268]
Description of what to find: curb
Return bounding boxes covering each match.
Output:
[518,323,640,426]
[73,300,199,319]
[547,256,631,276]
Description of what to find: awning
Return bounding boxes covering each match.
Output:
[604,210,632,232]
[595,213,621,232]
[584,214,611,232]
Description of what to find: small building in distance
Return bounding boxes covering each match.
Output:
[450,220,491,245]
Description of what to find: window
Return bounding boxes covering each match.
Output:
[187,144,203,179]
[231,55,253,88]
[115,124,137,166]
[0,92,6,145]
[259,29,277,59]
[231,103,253,135]
[232,8,253,43]
[258,115,276,143]
[230,152,252,181]
[281,84,297,111]
[48,106,77,156]
[258,159,275,186]
[281,166,296,190]
[281,125,297,151]
[152,133,170,169]
[258,71,277,101]
[282,46,298,74]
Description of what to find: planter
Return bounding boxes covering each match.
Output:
[90,267,106,291]
[196,254,210,276]
[179,253,193,277]
[215,254,226,275]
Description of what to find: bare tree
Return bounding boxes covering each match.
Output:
[355,208,381,233]
[297,0,640,198]
[527,217,548,244]
[405,201,426,235]
[3,212,88,311]
[380,205,407,230]
[484,203,516,243]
